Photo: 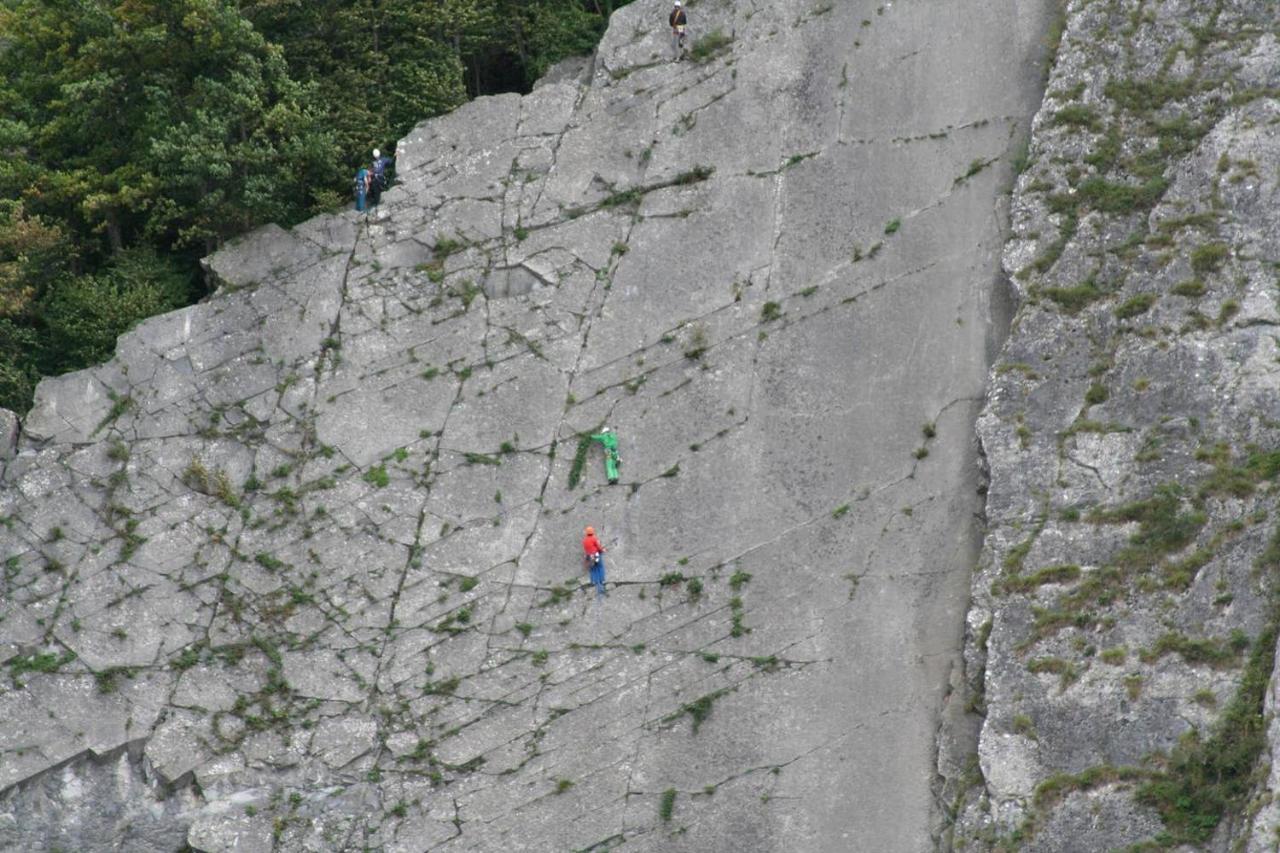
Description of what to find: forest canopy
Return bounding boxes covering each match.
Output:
[0,0,630,413]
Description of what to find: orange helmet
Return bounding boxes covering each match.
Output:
[585,526,595,535]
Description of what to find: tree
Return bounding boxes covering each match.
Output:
[0,0,338,256]
[39,247,191,374]
[240,0,469,163]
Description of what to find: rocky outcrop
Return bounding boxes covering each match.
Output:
[945,0,1280,849]
[0,0,1056,850]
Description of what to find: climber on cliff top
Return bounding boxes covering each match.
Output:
[369,148,393,206]
[669,1,688,61]
[353,164,370,213]
[582,526,607,599]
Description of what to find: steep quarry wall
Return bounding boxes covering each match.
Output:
[0,0,1055,851]
[943,0,1280,849]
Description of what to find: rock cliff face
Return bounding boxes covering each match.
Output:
[0,1,1058,851]
[944,0,1280,849]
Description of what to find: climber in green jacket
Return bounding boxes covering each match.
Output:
[589,429,620,484]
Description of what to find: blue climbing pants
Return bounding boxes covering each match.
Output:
[589,556,606,598]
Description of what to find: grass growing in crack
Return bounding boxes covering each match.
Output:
[674,165,715,184]
[363,465,390,488]
[94,665,136,694]
[433,236,465,258]
[688,29,733,63]
[9,651,76,682]
[665,687,733,734]
[1115,293,1157,319]
[729,596,748,637]
[255,552,286,571]
[1041,277,1103,314]
[537,585,574,608]
[884,218,901,235]
[1172,279,1206,298]
[184,458,241,508]
[92,391,133,436]
[1026,656,1080,691]
[554,779,574,794]
[659,788,678,822]
[601,187,644,209]
[996,564,1080,595]
[567,434,593,490]
[1137,630,1248,668]
[683,324,709,360]
[760,301,782,322]
[1051,104,1103,130]
[1190,243,1229,275]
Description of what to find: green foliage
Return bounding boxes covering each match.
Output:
[40,249,190,374]
[0,318,41,412]
[1137,618,1278,843]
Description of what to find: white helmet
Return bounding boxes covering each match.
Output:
[673,1,681,6]
[373,148,381,158]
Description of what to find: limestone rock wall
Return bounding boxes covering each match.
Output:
[0,0,1056,851]
[946,0,1280,849]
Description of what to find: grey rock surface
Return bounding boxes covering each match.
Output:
[0,0,1056,850]
[942,0,1280,849]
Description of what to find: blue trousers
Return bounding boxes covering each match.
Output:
[589,556,606,598]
